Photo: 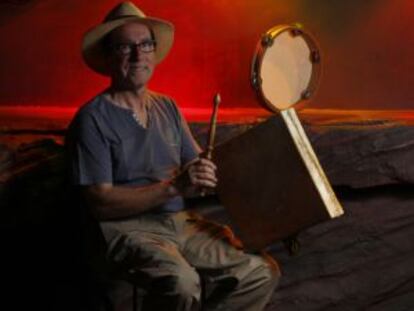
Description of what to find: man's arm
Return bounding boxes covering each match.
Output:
[83,181,178,220]
[83,158,217,220]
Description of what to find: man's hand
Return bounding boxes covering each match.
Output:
[172,158,218,197]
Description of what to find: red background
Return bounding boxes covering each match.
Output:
[1,0,414,110]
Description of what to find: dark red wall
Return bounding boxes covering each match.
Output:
[0,0,414,109]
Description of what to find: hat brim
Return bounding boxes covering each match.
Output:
[82,16,174,76]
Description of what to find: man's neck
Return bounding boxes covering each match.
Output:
[107,84,149,110]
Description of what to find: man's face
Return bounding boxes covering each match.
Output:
[105,23,156,90]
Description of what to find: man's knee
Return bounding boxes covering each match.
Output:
[202,254,280,311]
[259,252,281,281]
[174,266,202,300]
[242,254,281,290]
[158,265,202,301]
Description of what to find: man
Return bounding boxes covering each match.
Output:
[66,2,280,310]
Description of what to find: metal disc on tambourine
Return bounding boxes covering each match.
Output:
[251,24,321,112]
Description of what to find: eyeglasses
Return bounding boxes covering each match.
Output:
[111,40,157,55]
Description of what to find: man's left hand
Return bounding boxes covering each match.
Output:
[172,158,218,197]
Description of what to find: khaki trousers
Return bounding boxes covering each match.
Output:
[105,211,280,311]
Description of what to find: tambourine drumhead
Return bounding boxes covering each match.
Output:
[251,25,321,111]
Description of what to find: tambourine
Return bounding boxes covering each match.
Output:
[251,24,321,111]
[210,24,343,251]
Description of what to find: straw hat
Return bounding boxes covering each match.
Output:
[81,1,174,76]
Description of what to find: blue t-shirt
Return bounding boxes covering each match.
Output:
[67,90,200,213]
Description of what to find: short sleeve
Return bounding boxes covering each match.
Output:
[66,110,113,185]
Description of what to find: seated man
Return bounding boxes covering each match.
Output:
[66,2,280,310]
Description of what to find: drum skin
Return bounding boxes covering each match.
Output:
[251,24,321,111]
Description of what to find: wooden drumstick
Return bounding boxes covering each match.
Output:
[205,93,221,160]
[200,93,221,196]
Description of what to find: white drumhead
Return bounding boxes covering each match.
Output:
[252,25,320,111]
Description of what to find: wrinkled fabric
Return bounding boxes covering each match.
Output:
[107,211,280,311]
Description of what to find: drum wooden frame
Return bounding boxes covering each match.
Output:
[251,24,321,111]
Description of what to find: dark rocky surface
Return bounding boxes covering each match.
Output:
[0,118,413,310]
[307,120,414,188]
[265,120,414,311]
[266,185,414,311]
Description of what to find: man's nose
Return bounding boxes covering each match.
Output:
[128,45,142,62]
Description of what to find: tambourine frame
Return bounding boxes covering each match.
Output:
[251,24,321,112]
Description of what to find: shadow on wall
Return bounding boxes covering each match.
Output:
[299,0,387,38]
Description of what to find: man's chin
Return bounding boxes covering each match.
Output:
[117,79,147,91]
[129,74,151,89]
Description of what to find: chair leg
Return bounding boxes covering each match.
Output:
[132,285,137,311]
[200,277,207,311]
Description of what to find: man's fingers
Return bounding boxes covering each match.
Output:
[191,161,217,175]
[198,158,217,170]
[180,158,218,193]
[192,179,217,188]
[192,166,217,177]
[190,172,217,185]
[189,164,217,182]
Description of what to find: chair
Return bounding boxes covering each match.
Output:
[75,188,144,311]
